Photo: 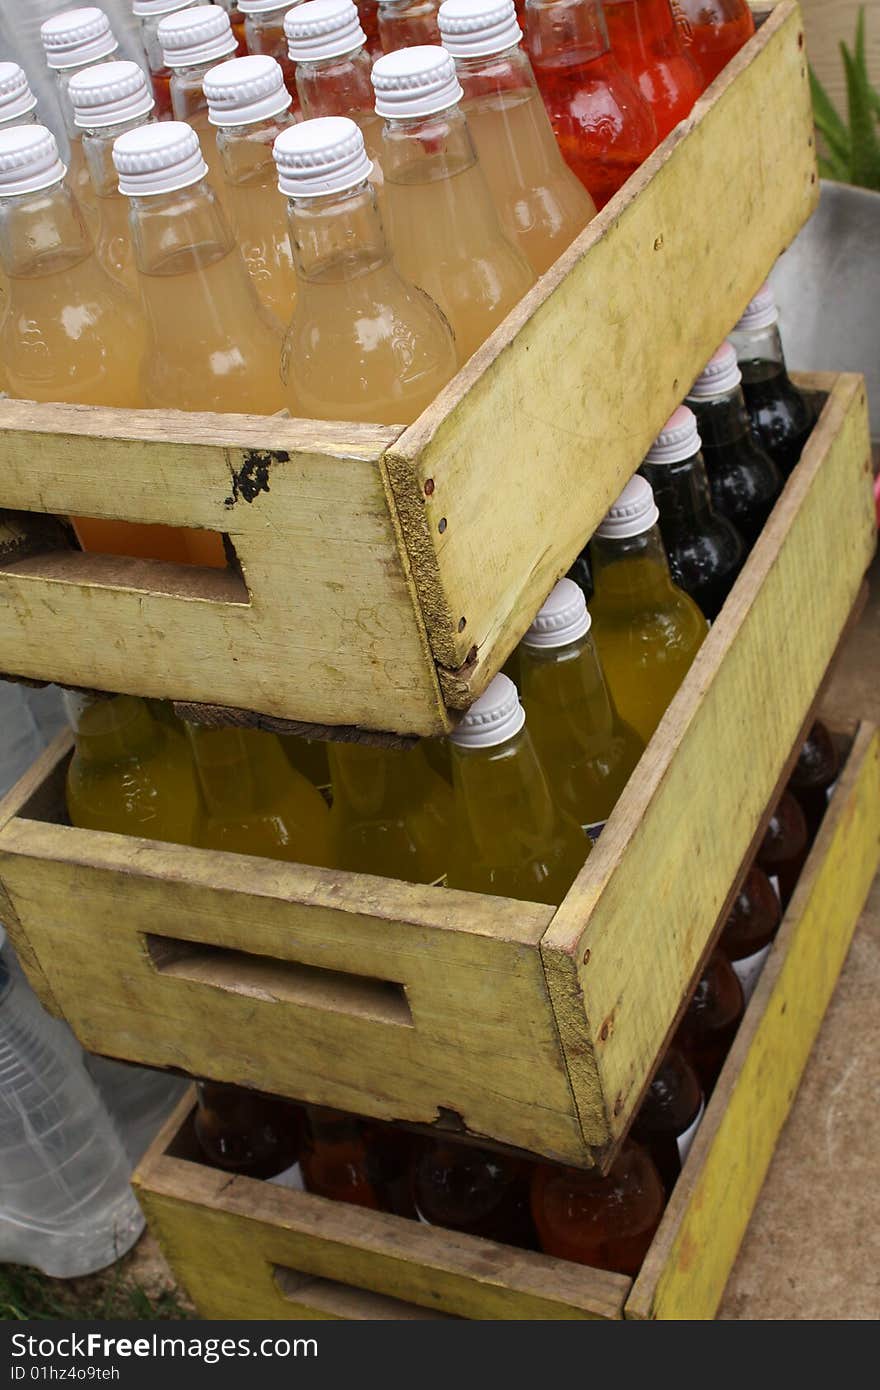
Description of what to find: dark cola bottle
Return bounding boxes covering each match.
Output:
[729,282,815,478]
[411,1137,538,1248]
[631,1047,704,1196]
[194,1081,304,1180]
[788,721,839,841]
[757,790,809,908]
[675,950,744,1095]
[719,863,781,1004]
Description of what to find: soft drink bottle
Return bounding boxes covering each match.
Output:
[631,1046,703,1195]
[686,341,782,549]
[239,0,302,102]
[756,790,808,908]
[359,1121,418,1217]
[158,2,239,198]
[132,0,203,118]
[438,0,596,276]
[603,0,702,139]
[524,0,657,210]
[378,0,441,53]
[356,0,383,58]
[194,1081,305,1179]
[531,1142,665,1274]
[519,578,644,842]
[187,724,332,864]
[639,405,745,621]
[371,45,535,362]
[0,62,39,131]
[204,54,298,320]
[286,0,385,199]
[589,475,708,743]
[788,721,839,841]
[729,282,815,478]
[65,693,201,844]
[675,949,744,1094]
[718,863,780,1003]
[326,740,452,883]
[40,6,120,222]
[214,0,250,52]
[281,734,331,789]
[672,0,754,88]
[412,1137,538,1247]
[273,116,458,422]
[299,1107,386,1209]
[446,673,588,904]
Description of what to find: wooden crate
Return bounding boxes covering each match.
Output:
[0,374,872,1173]
[0,2,816,739]
[133,721,880,1320]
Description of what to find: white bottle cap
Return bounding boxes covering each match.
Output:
[687,341,742,400]
[644,405,702,466]
[438,0,522,59]
[159,4,237,69]
[240,0,294,12]
[449,673,525,749]
[596,474,660,540]
[113,120,208,196]
[40,7,118,71]
[274,114,372,197]
[0,63,38,125]
[733,281,778,333]
[132,0,198,15]
[371,46,464,119]
[0,124,66,196]
[522,578,591,650]
[285,0,366,64]
[205,55,291,125]
[69,60,155,129]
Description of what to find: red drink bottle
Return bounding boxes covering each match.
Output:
[719,863,780,1003]
[757,790,809,908]
[631,1047,703,1195]
[675,950,744,1094]
[357,0,384,57]
[603,0,702,140]
[300,1107,385,1209]
[671,0,754,87]
[788,721,839,841]
[531,1142,665,1273]
[525,0,657,208]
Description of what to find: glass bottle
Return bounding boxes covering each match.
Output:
[378,0,441,53]
[204,54,298,321]
[519,578,644,842]
[281,734,331,790]
[299,1107,386,1209]
[187,724,332,865]
[273,115,458,423]
[589,475,709,743]
[639,404,745,621]
[603,0,702,140]
[524,0,657,210]
[214,0,251,52]
[194,1081,304,1179]
[360,1121,419,1217]
[718,863,780,1003]
[65,693,201,845]
[788,721,839,841]
[0,63,40,132]
[631,1046,703,1195]
[438,0,596,276]
[675,949,744,1094]
[412,1137,538,1247]
[446,672,588,904]
[372,45,535,363]
[39,6,120,223]
[239,0,302,102]
[756,790,809,908]
[356,0,383,58]
[158,2,239,199]
[132,0,203,118]
[672,0,754,88]
[531,1141,665,1274]
[729,282,815,478]
[686,341,783,550]
[327,740,452,883]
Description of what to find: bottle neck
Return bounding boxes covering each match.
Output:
[590,525,674,606]
[453,44,539,100]
[450,725,559,859]
[72,695,160,763]
[127,176,235,276]
[83,113,156,198]
[688,388,753,450]
[0,111,40,133]
[141,4,201,70]
[520,631,617,732]
[169,59,225,120]
[640,452,716,532]
[603,0,680,55]
[188,726,287,816]
[730,320,785,369]
[381,103,478,186]
[525,0,610,69]
[295,46,374,119]
[54,54,119,136]
[286,180,389,284]
[0,178,93,279]
[215,109,295,185]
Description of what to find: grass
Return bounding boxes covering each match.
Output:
[0,1251,192,1322]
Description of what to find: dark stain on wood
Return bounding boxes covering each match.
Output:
[225,450,289,508]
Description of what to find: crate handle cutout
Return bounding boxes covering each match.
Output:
[143,934,413,1028]
[273,1267,456,1320]
[0,541,250,607]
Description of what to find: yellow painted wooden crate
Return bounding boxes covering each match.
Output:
[0,2,816,739]
[0,374,872,1173]
[133,722,880,1320]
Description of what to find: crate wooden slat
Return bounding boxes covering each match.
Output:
[133,722,880,1320]
[0,2,816,737]
[0,374,873,1173]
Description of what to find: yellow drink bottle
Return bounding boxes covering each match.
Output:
[446,673,588,904]
[158,2,240,203]
[371,45,536,363]
[204,55,298,322]
[281,735,331,790]
[590,474,708,743]
[520,577,644,842]
[273,116,458,424]
[327,742,452,883]
[188,725,332,864]
[66,694,201,844]
[438,0,596,276]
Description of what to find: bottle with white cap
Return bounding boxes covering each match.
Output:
[589,474,708,742]
[437,0,595,276]
[158,2,240,197]
[377,0,441,54]
[518,578,643,842]
[371,45,534,362]
[286,0,385,196]
[728,282,814,477]
[686,341,782,548]
[39,7,121,218]
[113,120,286,415]
[356,0,383,59]
[446,672,588,904]
[239,0,303,101]
[132,1,204,119]
[0,63,39,132]
[214,0,250,51]
[639,404,744,621]
[272,116,457,423]
[204,54,297,320]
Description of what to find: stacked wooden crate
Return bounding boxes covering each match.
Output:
[0,2,877,1318]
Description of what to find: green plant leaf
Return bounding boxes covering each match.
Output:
[842,30,880,191]
[810,66,852,166]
